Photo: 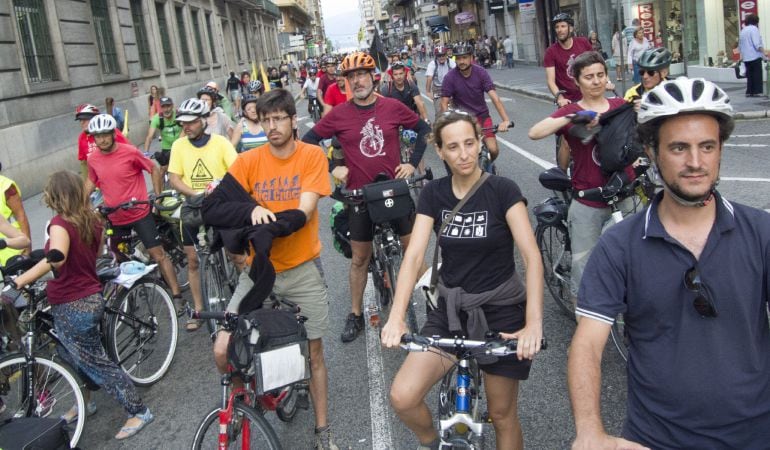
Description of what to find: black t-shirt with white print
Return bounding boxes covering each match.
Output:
[417,175,526,294]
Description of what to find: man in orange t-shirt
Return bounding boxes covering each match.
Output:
[211,89,337,450]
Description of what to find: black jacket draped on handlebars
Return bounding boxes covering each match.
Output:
[201,173,306,313]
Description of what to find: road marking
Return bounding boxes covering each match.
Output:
[305,120,315,128]
[496,136,555,170]
[731,133,770,138]
[421,93,434,103]
[364,275,393,450]
[721,177,770,182]
[724,143,768,147]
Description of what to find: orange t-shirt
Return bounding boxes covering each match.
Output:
[228,141,332,272]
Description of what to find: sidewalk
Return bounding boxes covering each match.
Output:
[458,62,770,120]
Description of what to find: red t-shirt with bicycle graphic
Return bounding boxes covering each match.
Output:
[311,97,419,189]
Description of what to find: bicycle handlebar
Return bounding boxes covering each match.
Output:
[481,121,515,133]
[97,198,153,217]
[153,191,183,212]
[400,334,547,355]
[336,168,433,200]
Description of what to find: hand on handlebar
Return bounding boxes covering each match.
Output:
[380,318,409,349]
[503,322,544,361]
[556,97,572,108]
[331,166,349,184]
[496,121,511,133]
[395,163,416,179]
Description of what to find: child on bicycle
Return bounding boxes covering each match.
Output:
[4,170,154,440]
[381,110,544,450]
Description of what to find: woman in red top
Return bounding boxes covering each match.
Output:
[10,171,154,440]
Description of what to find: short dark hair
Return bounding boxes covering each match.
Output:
[429,109,481,149]
[255,88,296,118]
[636,112,735,155]
[570,51,606,79]
[745,14,759,26]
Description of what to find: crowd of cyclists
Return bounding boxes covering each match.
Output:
[1,10,769,450]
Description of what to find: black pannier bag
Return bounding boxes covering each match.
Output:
[596,102,645,173]
[362,178,414,224]
[0,417,71,450]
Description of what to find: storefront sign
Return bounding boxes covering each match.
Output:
[637,3,656,45]
[455,11,476,25]
[519,0,535,18]
[738,1,758,28]
[488,0,505,14]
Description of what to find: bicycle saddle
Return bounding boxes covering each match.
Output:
[538,167,571,192]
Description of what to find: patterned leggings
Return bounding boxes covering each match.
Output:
[52,293,145,416]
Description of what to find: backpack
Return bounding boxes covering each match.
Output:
[329,202,352,259]
[596,102,645,173]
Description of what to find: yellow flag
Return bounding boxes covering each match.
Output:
[260,63,271,92]
[251,61,258,80]
[122,109,129,136]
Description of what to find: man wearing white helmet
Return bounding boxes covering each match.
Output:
[168,98,238,331]
[568,77,770,449]
[84,114,183,304]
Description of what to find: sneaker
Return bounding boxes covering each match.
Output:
[340,313,364,343]
[314,425,339,450]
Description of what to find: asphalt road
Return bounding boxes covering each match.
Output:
[20,74,770,449]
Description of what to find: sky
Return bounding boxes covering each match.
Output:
[320,0,362,50]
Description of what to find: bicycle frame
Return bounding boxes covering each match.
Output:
[439,358,483,439]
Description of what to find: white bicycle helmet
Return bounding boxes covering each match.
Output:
[87,114,117,134]
[638,77,732,124]
[176,98,210,122]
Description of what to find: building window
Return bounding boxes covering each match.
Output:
[233,21,242,61]
[90,0,120,74]
[205,12,217,64]
[174,6,192,67]
[156,2,175,68]
[12,0,59,83]
[191,10,206,64]
[129,0,152,70]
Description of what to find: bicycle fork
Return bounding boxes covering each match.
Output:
[439,360,483,440]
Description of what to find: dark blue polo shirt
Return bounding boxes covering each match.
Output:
[578,191,770,448]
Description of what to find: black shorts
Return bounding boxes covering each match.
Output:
[420,298,531,380]
[180,223,200,246]
[113,212,162,250]
[347,204,414,242]
[154,150,170,167]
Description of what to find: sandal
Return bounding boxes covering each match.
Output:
[185,318,203,332]
[115,407,154,440]
[173,295,187,318]
[61,400,97,424]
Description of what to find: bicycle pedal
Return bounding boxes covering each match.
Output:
[296,389,310,410]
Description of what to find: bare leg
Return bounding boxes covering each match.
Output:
[308,338,329,428]
[349,240,373,316]
[147,246,180,296]
[483,372,522,450]
[184,246,202,312]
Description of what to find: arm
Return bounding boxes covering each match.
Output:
[297,191,321,219]
[13,224,70,288]
[381,213,434,347]
[83,176,96,204]
[502,202,543,360]
[168,173,196,197]
[230,120,243,148]
[528,115,570,140]
[486,89,511,132]
[150,163,162,196]
[546,66,569,107]
[440,96,449,114]
[0,215,30,250]
[143,122,157,151]
[414,95,429,122]
[5,191,31,255]
[425,76,434,97]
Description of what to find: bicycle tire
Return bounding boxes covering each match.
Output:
[610,313,628,362]
[191,402,282,450]
[107,279,178,386]
[536,223,575,321]
[200,251,231,336]
[275,384,298,422]
[0,353,86,449]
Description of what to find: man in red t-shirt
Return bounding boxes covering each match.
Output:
[83,114,183,305]
[301,52,431,343]
[316,56,337,116]
[322,77,349,114]
[75,104,130,179]
[544,13,595,106]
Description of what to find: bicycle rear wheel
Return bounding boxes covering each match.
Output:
[192,402,282,450]
[610,313,628,362]
[0,354,86,449]
[107,279,178,386]
[200,250,232,335]
[536,223,575,321]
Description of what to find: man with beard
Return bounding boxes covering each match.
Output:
[210,89,338,450]
[301,51,430,343]
[168,98,237,331]
[322,71,348,114]
[440,44,511,161]
[380,62,429,122]
[84,114,183,307]
[544,13,594,107]
[143,96,183,178]
[568,77,770,449]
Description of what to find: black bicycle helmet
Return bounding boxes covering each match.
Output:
[453,44,474,56]
[638,47,673,71]
[197,86,221,102]
[552,12,574,26]
[241,95,259,111]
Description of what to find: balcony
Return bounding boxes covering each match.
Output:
[274,0,312,22]
[255,0,281,18]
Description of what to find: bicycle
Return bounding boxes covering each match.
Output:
[308,96,321,122]
[0,251,85,448]
[190,296,311,450]
[335,169,433,333]
[479,121,514,175]
[533,161,655,362]
[195,226,239,336]
[400,333,547,449]
[399,127,426,199]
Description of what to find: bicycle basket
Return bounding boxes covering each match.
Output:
[227,308,310,394]
[362,178,414,224]
[157,190,182,223]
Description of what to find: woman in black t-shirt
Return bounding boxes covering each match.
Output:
[381,111,544,450]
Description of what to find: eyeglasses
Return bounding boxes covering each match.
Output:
[684,267,718,318]
[642,69,659,77]
[259,115,291,127]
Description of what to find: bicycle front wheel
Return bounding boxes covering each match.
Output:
[191,402,282,450]
[107,280,178,386]
[536,223,575,321]
[200,251,232,335]
[0,354,86,449]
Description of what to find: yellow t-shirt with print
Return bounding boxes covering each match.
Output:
[168,134,238,192]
